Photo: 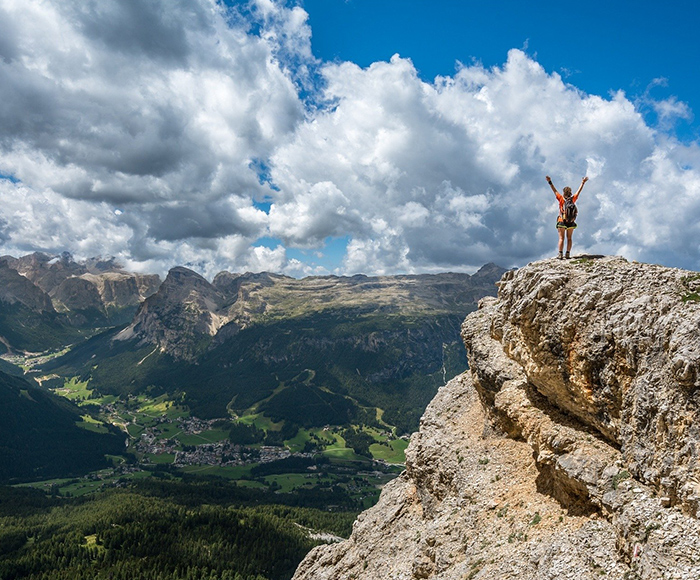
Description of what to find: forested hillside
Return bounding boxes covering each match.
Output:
[0,371,125,483]
[0,484,355,580]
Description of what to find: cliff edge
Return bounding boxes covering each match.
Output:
[293,256,700,580]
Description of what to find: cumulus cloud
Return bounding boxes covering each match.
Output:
[0,0,309,274]
[0,178,134,259]
[1,0,699,277]
[269,49,700,272]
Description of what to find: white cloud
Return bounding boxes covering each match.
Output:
[0,178,133,259]
[238,243,319,278]
[1,1,699,277]
[0,0,310,274]
[268,180,362,245]
[268,49,700,272]
[653,97,693,126]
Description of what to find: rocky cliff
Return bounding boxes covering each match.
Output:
[2,252,161,322]
[115,266,233,360]
[293,256,700,580]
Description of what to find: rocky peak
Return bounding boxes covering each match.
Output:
[294,256,700,580]
[472,261,508,279]
[83,256,122,274]
[0,260,55,313]
[157,266,220,303]
[10,251,85,292]
[116,266,232,360]
[0,252,160,322]
[115,268,291,358]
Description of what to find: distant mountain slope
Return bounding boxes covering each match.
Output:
[0,357,26,378]
[0,370,126,483]
[116,266,506,359]
[0,260,83,353]
[1,252,161,328]
[43,265,506,431]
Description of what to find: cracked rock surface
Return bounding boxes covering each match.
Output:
[293,257,700,579]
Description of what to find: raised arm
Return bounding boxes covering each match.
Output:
[546,175,558,195]
[575,176,589,197]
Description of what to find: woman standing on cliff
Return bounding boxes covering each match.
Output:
[546,175,588,259]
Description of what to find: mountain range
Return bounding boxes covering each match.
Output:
[0,252,160,353]
[0,252,505,485]
[42,261,506,431]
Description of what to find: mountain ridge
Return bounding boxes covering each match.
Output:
[41,264,506,429]
[0,252,161,352]
[115,264,508,362]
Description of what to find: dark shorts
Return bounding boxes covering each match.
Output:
[557,220,577,230]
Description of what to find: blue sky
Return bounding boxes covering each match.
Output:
[302,0,698,138]
[0,0,699,277]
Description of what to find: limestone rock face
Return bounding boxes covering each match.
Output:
[6,252,85,293]
[293,257,700,580]
[474,256,700,514]
[52,277,105,312]
[1,252,161,323]
[116,266,234,360]
[81,271,161,310]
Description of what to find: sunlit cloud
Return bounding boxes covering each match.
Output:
[1,0,699,276]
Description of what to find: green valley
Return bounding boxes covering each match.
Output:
[0,255,505,579]
[17,376,402,508]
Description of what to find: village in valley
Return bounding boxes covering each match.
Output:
[133,415,295,467]
[20,374,406,504]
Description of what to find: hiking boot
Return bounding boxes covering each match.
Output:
[565,252,571,259]
[557,252,563,260]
